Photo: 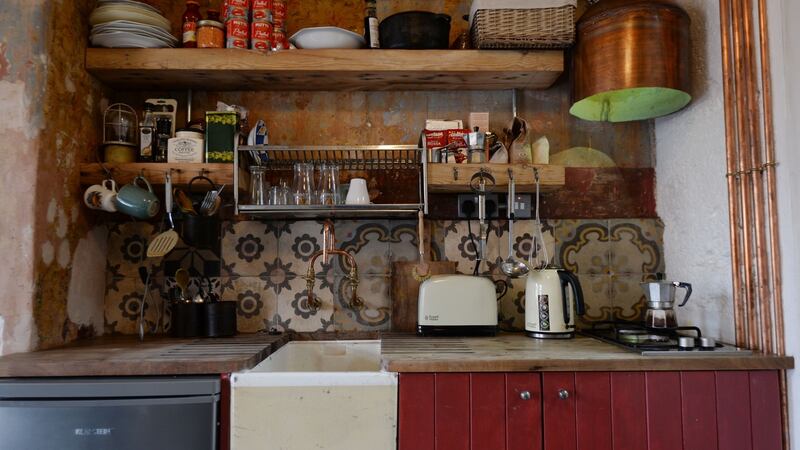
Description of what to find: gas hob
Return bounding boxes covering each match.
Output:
[582,321,752,356]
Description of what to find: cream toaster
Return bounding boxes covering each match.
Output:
[417,275,498,336]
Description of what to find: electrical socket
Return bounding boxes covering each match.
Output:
[457,193,532,219]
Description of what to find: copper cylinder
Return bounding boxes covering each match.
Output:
[571,1,691,122]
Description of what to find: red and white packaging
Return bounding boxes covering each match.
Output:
[424,130,447,149]
[252,0,273,21]
[272,28,286,50]
[273,0,286,29]
[251,20,273,51]
[226,17,249,39]
[227,36,248,48]
[446,129,470,149]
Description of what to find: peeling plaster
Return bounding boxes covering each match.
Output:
[46,199,57,223]
[57,240,71,269]
[67,226,107,332]
[41,241,54,265]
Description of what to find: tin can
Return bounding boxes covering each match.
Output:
[227,36,248,49]
[252,0,273,21]
[273,0,286,28]
[251,20,273,51]
[272,28,286,50]
[226,17,249,39]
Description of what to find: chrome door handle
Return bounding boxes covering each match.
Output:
[558,389,569,400]
[519,391,531,400]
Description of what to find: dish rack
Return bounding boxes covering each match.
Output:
[234,145,428,218]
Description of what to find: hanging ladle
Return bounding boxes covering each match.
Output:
[501,170,529,278]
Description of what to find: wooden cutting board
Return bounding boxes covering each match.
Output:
[391,261,456,332]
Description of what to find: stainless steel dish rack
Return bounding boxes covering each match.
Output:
[234,145,428,218]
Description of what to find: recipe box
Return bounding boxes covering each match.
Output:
[205,111,239,163]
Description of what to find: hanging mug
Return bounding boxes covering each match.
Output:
[84,179,118,212]
[114,175,160,219]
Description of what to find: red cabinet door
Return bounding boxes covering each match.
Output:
[399,373,435,450]
[575,372,612,450]
[507,373,543,450]
[543,372,577,450]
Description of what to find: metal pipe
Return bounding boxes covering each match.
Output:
[742,0,773,354]
[757,0,785,357]
[718,0,747,348]
[731,0,759,350]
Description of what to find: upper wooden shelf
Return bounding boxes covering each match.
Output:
[85,48,564,91]
[427,163,565,193]
[80,162,240,187]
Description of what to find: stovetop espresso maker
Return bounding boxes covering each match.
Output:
[640,281,692,328]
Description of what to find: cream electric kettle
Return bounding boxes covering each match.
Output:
[525,267,585,339]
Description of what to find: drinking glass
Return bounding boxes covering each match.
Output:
[269,186,289,205]
[317,163,340,205]
[292,163,315,205]
[249,166,268,205]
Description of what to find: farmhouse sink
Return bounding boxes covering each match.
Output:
[230,340,397,450]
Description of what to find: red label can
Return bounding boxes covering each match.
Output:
[252,38,270,51]
[252,0,273,20]
[251,20,273,42]
[227,36,248,49]
[226,17,249,39]
[226,5,249,19]
[227,0,248,7]
[273,0,286,26]
[272,28,286,50]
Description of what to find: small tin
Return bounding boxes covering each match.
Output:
[226,17,248,38]
[272,28,286,50]
[252,0,273,21]
[251,20,273,51]
[273,0,286,28]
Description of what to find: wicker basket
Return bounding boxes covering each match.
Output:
[470,5,576,49]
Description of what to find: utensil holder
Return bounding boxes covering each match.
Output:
[181,214,220,249]
[201,302,237,337]
[171,302,201,338]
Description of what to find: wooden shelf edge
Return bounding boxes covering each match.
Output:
[80,162,238,187]
[427,163,565,193]
[85,48,564,91]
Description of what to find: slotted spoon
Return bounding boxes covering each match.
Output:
[147,171,179,257]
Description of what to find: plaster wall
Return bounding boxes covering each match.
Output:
[654,0,734,343]
[768,0,800,443]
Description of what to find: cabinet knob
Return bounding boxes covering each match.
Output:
[558,389,570,400]
[519,390,531,400]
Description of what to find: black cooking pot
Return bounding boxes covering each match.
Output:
[379,11,451,49]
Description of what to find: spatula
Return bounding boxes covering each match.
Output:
[147,171,179,258]
[412,210,431,282]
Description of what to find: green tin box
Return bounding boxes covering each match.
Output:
[205,111,239,163]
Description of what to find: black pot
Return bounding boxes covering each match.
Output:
[379,11,451,49]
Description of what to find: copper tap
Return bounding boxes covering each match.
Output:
[303,220,362,311]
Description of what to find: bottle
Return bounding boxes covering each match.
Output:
[181,1,202,48]
[154,117,172,163]
[364,0,379,49]
[139,104,155,162]
[206,8,221,22]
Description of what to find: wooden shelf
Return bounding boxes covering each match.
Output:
[427,163,565,193]
[85,48,564,91]
[79,162,244,187]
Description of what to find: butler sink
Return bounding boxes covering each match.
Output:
[230,340,397,450]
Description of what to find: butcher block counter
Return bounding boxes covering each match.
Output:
[380,334,794,372]
[0,333,289,377]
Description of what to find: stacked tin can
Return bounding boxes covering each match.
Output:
[251,0,274,52]
[223,0,249,49]
[271,0,287,50]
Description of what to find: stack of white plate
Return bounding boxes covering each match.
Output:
[90,0,177,48]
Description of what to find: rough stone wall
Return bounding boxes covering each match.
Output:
[0,0,108,354]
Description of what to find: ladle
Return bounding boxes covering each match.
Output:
[501,170,529,278]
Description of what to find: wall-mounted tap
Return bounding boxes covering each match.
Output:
[304,220,362,311]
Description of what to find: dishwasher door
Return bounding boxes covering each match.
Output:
[0,377,220,450]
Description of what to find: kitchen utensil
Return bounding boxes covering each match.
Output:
[379,11,451,49]
[83,179,118,212]
[114,175,160,219]
[525,267,585,338]
[146,172,178,258]
[417,275,498,336]
[137,266,150,340]
[174,188,197,215]
[175,268,190,301]
[391,261,457,332]
[501,171,529,278]
[641,280,692,328]
[528,168,550,269]
[200,184,225,215]
[412,210,431,282]
[345,178,370,205]
[289,26,367,49]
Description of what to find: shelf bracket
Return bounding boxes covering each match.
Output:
[453,167,459,181]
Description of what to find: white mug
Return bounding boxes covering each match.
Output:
[84,179,118,212]
[345,178,370,205]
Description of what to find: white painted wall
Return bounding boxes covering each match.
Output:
[768,0,800,444]
[655,0,735,343]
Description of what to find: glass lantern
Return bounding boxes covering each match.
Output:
[103,103,138,146]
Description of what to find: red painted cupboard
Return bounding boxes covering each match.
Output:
[398,371,782,450]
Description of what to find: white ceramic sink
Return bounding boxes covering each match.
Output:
[230,340,397,450]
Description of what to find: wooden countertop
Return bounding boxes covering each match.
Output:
[380,334,795,372]
[0,333,288,377]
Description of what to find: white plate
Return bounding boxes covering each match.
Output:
[91,30,176,47]
[96,0,162,15]
[93,20,177,43]
[90,5,171,30]
[289,27,366,49]
[90,32,173,48]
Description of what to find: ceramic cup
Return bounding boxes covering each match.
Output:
[345,178,370,205]
[84,179,118,212]
[114,175,160,219]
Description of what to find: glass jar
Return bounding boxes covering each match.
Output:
[197,20,224,48]
[317,163,340,205]
[181,1,202,48]
[292,163,315,205]
[249,166,268,205]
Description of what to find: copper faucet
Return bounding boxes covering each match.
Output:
[304,220,362,311]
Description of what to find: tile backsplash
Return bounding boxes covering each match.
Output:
[104,218,664,335]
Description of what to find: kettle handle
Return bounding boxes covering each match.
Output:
[558,270,586,325]
[674,282,692,306]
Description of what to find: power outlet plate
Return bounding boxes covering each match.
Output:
[457,193,532,219]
